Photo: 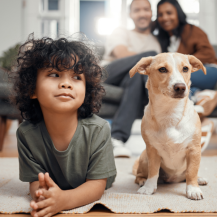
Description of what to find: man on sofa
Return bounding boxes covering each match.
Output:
[101,0,161,157]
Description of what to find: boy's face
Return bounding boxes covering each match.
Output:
[32,66,86,115]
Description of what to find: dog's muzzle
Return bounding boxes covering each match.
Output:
[173,83,186,98]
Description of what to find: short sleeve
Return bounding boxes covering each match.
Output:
[104,27,128,57]
[17,128,46,182]
[86,122,116,189]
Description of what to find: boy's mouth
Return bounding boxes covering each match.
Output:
[56,93,74,99]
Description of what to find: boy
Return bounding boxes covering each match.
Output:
[12,35,116,217]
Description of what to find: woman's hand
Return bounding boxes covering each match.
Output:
[30,173,66,217]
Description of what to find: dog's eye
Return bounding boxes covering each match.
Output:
[159,67,167,73]
[183,66,188,72]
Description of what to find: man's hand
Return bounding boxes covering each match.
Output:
[30,173,65,217]
[112,45,137,59]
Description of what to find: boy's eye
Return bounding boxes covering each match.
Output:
[73,75,81,80]
[49,73,59,77]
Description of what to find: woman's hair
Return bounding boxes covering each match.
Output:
[155,0,188,52]
[10,33,105,124]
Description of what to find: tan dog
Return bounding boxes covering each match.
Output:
[130,53,208,200]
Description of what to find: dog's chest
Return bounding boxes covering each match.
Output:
[144,105,196,173]
[148,125,193,156]
[155,123,195,146]
[145,99,196,150]
[147,126,191,177]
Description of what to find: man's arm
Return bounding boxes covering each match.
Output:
[112,45,137,59]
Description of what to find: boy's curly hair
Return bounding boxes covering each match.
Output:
[11,33,105,124]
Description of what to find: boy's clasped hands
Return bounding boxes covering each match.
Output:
[30,173,66,217]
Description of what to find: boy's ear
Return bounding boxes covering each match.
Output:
[129,57,153,78]
[187,55,206,75]
[30,92,37,99]
[30,95,37,99]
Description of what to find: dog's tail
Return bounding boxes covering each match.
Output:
[132,156,140,176]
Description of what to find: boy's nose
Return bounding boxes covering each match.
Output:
[59,82,73,89]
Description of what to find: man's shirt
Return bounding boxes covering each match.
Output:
[101,27,161,66]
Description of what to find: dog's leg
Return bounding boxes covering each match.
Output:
[136,177,146,187]
[135,150,148,187]
[197,177,208,185]
[137,145,161,195]
[186,146,204,200]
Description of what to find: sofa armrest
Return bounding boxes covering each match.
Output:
[102,83,124,104]
[0,83,13,99]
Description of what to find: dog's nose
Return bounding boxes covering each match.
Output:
[173,83,186,94]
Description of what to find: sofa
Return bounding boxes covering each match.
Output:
[0,67,21,151]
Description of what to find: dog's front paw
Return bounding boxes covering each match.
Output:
[138,178,146,187]
[186,185,204,200]
[198,177,208,185]
[137,185,156,195]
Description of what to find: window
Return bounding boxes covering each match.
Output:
[41,0,45,11]
[48,0,59,10]
[178,0,200,26]
[41,19,59,38]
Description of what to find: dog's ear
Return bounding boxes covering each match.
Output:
[187,55,206,75]
[129,57,153,78]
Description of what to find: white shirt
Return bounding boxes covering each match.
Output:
[167,35,181,52]
[101,27,161,66]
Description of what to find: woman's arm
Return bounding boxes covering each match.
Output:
[179,25,217,64]
[193,28,216,64]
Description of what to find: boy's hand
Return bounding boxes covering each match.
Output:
[30,173,65,217]
[30,173,49,203]
[35,173,49,202]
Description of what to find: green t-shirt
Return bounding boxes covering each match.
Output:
[17,114,116,190]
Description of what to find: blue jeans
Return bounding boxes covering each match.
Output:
[190,66,217,98]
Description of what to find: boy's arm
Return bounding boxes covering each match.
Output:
[30,181,39,201]
[30,174,107,217]
[63,178,107,210]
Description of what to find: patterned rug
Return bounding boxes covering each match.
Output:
[0,157,217,214]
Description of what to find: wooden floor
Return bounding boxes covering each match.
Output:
[1,121,217,216]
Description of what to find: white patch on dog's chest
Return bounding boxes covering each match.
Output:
[166,127,187,144]
[150,125,192,156]
[151,99,195,145]
[166,121,195,145]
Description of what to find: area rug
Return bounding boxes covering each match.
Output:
[0,157,217,214]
